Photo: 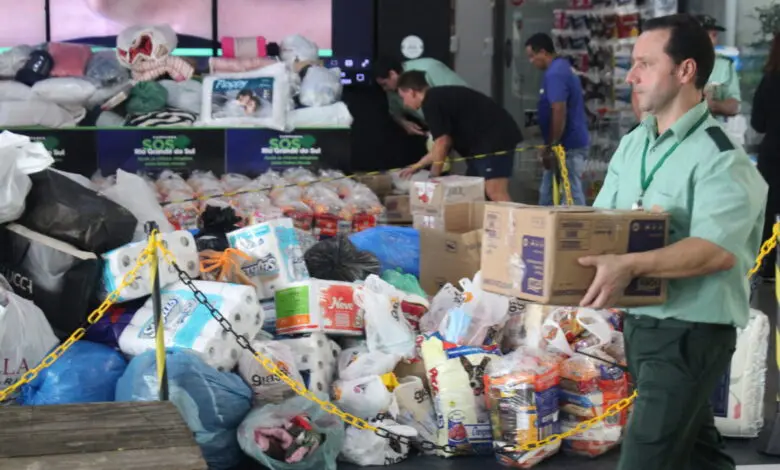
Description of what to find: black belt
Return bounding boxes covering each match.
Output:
[627,315,735,331]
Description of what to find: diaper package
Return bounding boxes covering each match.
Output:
[238,339,304,406]
[420,333,502,457]
[118,280,262,371]
[713,309,770,438]
[102,230,200,302]
[227,218,310,300]
[485,348,564,468]
[274,279,364,336]
[278,332,341,394]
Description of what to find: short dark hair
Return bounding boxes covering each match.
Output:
[374,57,404,79]
[525,33,555,54]
[237,89,253,98]
[642,14,715,90]
[396,71,429,92]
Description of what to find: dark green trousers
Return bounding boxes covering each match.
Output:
[618,315,737,470]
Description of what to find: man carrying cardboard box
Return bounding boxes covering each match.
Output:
[578,15,767,470]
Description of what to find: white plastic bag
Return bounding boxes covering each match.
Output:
[299,66,342,107]
[0,152,31,224]
[337,346,400,381]
[340,418,417,466]
[0,130,55,174]
[356,275,416,360]
[332,375,393,419]
[280,35,320,65]
[238,340,305,406]
[100,170,174,242]
[0,276,59,390]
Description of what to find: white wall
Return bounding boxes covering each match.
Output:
[735,0,773,47]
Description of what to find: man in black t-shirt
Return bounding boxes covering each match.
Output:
[397,71,522,202]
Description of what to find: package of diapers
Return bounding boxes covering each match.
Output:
[102,230,200,302]
[421,333,501,456]
[227,218,309,300]
[274,279,364,336]
[712,308,770,438]
[278,332,341,394]
[118,280,262,371]
[200,62,291,131]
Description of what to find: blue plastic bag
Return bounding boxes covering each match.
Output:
[116,349,252,470]
[237,395,345,470]
[349,226,420,277]
[20,341,127,405]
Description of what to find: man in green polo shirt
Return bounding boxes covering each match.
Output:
[696,14,741,119]
[375,57,468,136]
[578,14,767,470]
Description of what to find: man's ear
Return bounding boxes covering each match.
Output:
[678,58,698,86]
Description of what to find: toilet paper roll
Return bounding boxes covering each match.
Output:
[117,280,261,370]
[227,218,310,300]
[279,332,340,394]
[102,231,200,302]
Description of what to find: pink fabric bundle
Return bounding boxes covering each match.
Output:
[132,56,194,82]
[48,43,92,77]
[221,36,268,58]
[208,57,278,74]
[252,416,323,464]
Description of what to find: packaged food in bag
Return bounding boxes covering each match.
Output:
[485,348,565,468]
[344,184,386,233]
[302,184,353,239]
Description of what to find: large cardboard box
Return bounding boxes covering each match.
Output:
[384,195,412,223]
[481,204,669,306]
[419,203,485,295]
[410,176,485,215]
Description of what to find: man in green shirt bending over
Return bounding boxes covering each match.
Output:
[580,14,766,470]
[375,57,468,136]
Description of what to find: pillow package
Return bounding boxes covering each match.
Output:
[200,62,292,131]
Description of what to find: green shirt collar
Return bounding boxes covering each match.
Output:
[641,100,709,142]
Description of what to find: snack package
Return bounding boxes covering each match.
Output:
[485,348,565,468]
[302,184,353,239]
[420,333,502,457]
[319,169,356,199]
[345,184,386,233]
[273,187,315,232]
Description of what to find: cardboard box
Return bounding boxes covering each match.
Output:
[413,213,444,231]
[410,176,485,215]
[384,194,412,223]
[357,174,393,199]
[481,204,669,306]
[419,203,485,295]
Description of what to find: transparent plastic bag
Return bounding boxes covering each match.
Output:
[304,234,380,282]
[318,169,355,198]
[0,152,31,224]
[437,273,510,347]
[238,340,304,406]
[299,65,342,107]
[303,184,353,239]
[238,395,345,470]
[20,341,127,405]
[344,184,385,233]
[283,167,317,185]
[116,349,252,470]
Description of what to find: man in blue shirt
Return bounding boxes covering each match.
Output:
[525,33,589,205]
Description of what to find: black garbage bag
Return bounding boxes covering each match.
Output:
[195,204,242,252]
[19,169,137,254]
[304,234,381,282]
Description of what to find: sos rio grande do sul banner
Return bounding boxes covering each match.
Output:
[5,127,351,177]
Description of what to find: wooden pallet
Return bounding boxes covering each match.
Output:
[0,401,207,470]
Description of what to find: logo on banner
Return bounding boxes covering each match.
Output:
[134,135,197,167]
[261,134,321,156]
[29,135,65,160]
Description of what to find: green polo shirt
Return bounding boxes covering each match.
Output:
[593,101,767,328]
[708,54,741,103]
[387,58,468,122]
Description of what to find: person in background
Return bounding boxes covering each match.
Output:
[581,14,766,470]
[525,33,589,206]
[696,14,741,120]
[751,32,780,280]
[396,71,522,202]
[375,57,468,136]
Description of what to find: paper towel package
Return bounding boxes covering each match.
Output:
[102,231,200,302]
[118,280,262,371]
[712,309,769,438]
[227,218,310,300]
[278,332,341,394]
[274,279,364,336]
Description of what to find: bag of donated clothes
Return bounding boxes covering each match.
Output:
[20,341,127,405]
[116,349,253,470]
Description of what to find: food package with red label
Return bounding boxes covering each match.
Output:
[302,183,353,239]
[559,351,628,457]
[270,186,314,232]
[157,171,200,230]
[274,279,365,336]
[282,167,318,186]
[345,183,386,233]
[233,181,283,225]
[319,169,357,199]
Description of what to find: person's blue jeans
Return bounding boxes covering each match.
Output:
[539,147,588,206]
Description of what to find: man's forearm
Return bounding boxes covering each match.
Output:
[625,237,736,279]
[549,106,567,144]
[711,98,740,117]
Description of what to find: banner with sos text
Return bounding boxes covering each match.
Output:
[225,128,351,176]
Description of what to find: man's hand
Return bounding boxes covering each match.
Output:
[578,254,636,309]
[400,119,426,136]
[538,148,555,170]
[399,165,420,179]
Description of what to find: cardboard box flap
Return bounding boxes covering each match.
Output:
[443,202,485,233]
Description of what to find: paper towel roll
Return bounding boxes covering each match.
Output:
[102,231,200,302]
[227,218,310,300]
[117,280,262,370]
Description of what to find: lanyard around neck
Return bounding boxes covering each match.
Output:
[639,111,710,200]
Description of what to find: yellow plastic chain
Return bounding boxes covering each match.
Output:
[0,238,156,402]
[553,144,575,207]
